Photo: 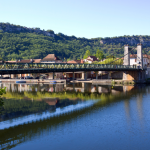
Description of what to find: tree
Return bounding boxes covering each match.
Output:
[106,55,115,59]
[47,30,54,34]
[83,50,91,59]
[95,49,104,60]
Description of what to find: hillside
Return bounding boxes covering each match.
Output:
[0,23,150,61]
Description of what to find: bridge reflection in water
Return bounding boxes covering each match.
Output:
[0,83,149,150]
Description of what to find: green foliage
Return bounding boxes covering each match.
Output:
[93,58,123,65]
[106,55,115,59]
[1,23,150,61]
[83,50,91,59]
[1,99,50,115]
[46,30,54,34]
[100,58,123,65]
[0,87,6,96]
[95,49,104,60]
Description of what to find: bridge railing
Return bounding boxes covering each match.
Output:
[0,63,138,70]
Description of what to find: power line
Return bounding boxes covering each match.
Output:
[108,45,145,66]
[109,46,137,65]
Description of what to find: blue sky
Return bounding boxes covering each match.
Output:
[0,0,150,38]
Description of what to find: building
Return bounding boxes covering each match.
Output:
[5,54,63,79]
[5,59,41,78]
[130,54,150,66]
[40,54,62,63]
[6,59,41,64]
[84,56,98,64]
[40,54,63,79]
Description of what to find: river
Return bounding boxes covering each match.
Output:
[0,83,150,150]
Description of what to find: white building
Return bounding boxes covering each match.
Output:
[84,56,98,64]
[130,54,150,66]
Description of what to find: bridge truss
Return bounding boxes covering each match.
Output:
[0,63,141,75]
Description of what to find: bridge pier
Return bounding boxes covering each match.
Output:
[123,70,146,81]
[123,71,137,81]
[82,72,87,80]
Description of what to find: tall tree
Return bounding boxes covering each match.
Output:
[83,50,91,59]
[95,49,104,60]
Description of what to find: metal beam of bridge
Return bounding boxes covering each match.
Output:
[0,63,142,75]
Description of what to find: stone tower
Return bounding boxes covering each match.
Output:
[124,45,130,65]
[137,44,143,68]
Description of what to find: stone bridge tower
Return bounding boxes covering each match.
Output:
[124,43,143,68]
[124,44,130,66]
[123,43,145,81]
[137,43,143,68]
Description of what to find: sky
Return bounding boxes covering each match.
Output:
[0,0,150,39]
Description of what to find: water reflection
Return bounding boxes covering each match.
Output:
[124,98,131,123]
[0,82,135,94]
[0,83,150,150]
[0,99,95,130]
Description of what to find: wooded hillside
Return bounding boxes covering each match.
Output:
[0,23,150,61]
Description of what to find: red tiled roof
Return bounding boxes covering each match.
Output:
[17,59,33,63]
[33,59,41,63]
[7,59,41,63]
[67,60,82,64]
[130,54,150,58]
[6,61,16,63]
[42,54,60,61]
[75,60,82,63]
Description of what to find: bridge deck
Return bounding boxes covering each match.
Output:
[0,63,142,74]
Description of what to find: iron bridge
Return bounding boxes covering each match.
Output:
[0,63,142,75]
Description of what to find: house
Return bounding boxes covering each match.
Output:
[84,56,98,64]
[5,54,63,79]
[130,54,150,66]
[16,59,34,63]
[6,59,41,64]
[6,59,42,78]
[40,54,62,63]
[40,54,63,79]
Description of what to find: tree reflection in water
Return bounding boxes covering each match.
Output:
[0,87,6,114]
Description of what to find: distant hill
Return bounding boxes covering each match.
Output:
[0,22,150,61]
